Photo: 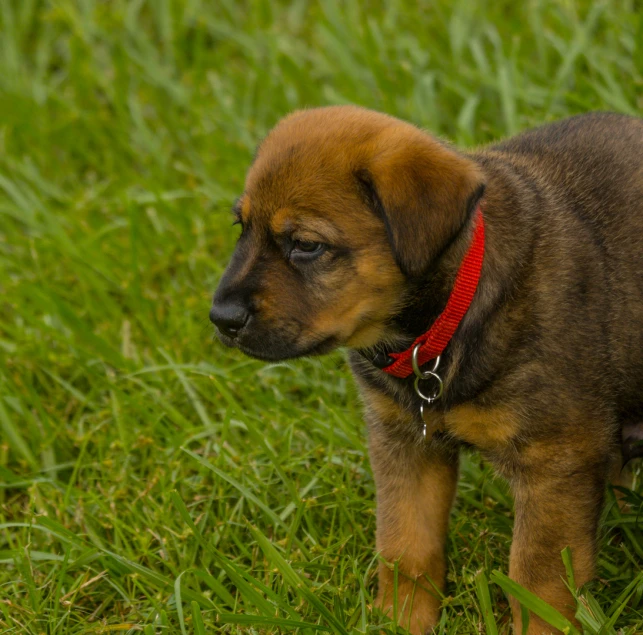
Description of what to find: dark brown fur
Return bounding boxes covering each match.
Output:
[211,106,643,634]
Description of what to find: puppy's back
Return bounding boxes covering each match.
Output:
[484,112,643,226]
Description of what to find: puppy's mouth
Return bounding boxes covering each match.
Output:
[215,328,338,362]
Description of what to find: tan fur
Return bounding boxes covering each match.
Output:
[443,404,520,449]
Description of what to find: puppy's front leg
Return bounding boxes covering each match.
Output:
[369,423,458,635]
[509,443,612,634]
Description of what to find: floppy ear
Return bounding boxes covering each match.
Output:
[356,128,485,278]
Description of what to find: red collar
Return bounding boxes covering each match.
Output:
[381,205,485,379]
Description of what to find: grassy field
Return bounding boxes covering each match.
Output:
[1,1,642,633]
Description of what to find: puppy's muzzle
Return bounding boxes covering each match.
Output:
[209,299,249,339]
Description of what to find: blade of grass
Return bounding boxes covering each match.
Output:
[491,570,580,635]
[474,570,498,635]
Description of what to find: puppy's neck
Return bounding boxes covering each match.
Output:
[394,203,482,341]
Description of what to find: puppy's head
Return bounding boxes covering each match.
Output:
[211,106,484,361]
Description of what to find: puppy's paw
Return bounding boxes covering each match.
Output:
[375,582,441,635]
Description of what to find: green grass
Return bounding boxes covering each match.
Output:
[1,0,642,633]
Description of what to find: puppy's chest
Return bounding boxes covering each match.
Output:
[360,382,520,450]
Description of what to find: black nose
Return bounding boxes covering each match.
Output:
[209,301,249,338]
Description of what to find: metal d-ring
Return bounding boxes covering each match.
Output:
[411,345,440,378]
[411,345,443,401]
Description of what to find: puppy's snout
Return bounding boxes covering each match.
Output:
[210,300,249,339]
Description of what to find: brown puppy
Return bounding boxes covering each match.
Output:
[210,106,643,634]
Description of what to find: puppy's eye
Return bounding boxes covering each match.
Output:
[294,240,322,253]
[290,240,326,260]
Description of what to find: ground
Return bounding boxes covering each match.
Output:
[0,1,642,633]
